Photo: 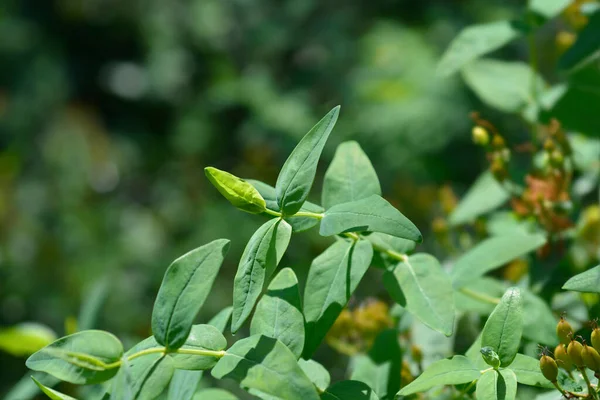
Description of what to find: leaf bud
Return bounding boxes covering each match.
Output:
[540,355,558,383]
[556,316,573,346]
[472,126,490,146]
[491,135,505,149]
[554,344,573,371]
[480,346,501,369]
[582,344,600,373]
[567,339,585,368]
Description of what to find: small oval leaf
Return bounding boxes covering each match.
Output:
[205,167,267,213]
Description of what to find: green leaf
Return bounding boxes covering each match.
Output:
[366,232,416,254]
[321,381,380,400]
[167,370,202,400]
[475,369,517,400]
[205,167,267,214]
[31,377,77,400]
[26,330,123,384]
[5,372,60,400]
[193,388,239,400]
[522,290,558,346]
[170,324,227,370]
[462,59,545,112]
[109,358,133,400]
[559,11,600,70]
[481,288,523,367]
[397,356,480,396]
[349,329,401,400]
[246,179,324,232]
[127,354,174,400]
[276,106,340,215]
[529,0,572,19]
[563,264,600,293]
[303,239,373,357]
[232,218,291,333]
[322,141,381,209]
[208,306,233,332]
[211,335,319,400]
[451,234,546,288]
[152,239,230,350]
[250,268,304,359]
[383,253,455,336]
[0,322,57,357]
[78,278,109,331]
[319,195,422,242]
[298,359,330,392]
[508,354,554,389]
[437,20,522,77]
[449,171,510,226]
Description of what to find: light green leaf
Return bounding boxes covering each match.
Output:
[397,356,480,396]
[448,171,509,226]
[383,253,455,336]
[232,218,291,333]
[276,106,340,215]
[476,369,517,400]
[462,59,545,112]
[366,232,416,255]
[529,0,572,19]
[167,370,202,400]
[211,335,319,400]
[109,357,132,400]
[437,20,522,76]
[322,141,381,209]
[349,329,401,400]
[246,179,324,232]
[481,288,523,367]
[26,330,123,384]
[0,322,57,357]
[454,277,505,315]
[303,239,373,357]
[523,290,558,346]
[321,381,380,400]
[320,195,422,242]
[170,324,227,370]
[299,359,330,392]
[205,167,267,214]
[251,268,304,359]
[451,234,546,289]
[208,306,233,332]
[563,265,600,293]
[128,354,174,400]
[31,377,77,400]
[509,354,554,389]
[559,12,600,70]
[152,239,230,350]
[193,388,239,400]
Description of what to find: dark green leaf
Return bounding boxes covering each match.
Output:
[481,288,523,367]
[321,381,380,400]
[298,359,330,392]
[475,369,517,400]
[276,106,340,215]
[303,239,373,357]
[397,356,480,396]
[170,324,227,370]
[250,268,304,359]
[322,141,381,209]
[211,335,319,400]
[31,377,77,400]
[152,239,230,350]
[193,388,239,400]
[320,195,422,242]
[559,11,600,70]
[451,234,546,289]
[167,370,202,400]
[26,330,123,384]
[384,253,455,336]
[508,354,554,389]
[563,264,600,293]
[437,21,522,76]
[232,219,291,333]
[128,354,174,400]
[205,167,267,214]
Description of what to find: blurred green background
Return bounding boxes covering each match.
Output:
[0,0,585,396]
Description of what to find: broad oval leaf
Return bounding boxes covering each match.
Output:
[320,195,422,242]
[451,234,546,289]
[250,268,304,358]
[205,167,266,214]
[26,330,123,384]
[276,106,340,215]
[303,239,374,357]
[383,253,455,336]
[299,359,330,392]
[481,287,523,367]
[31,377,77,400]
[437,20,522,76]
[231,218,291,333]
[448,171,509,226]
[167,370,202,400]
[193,388,239,400]
[211,335,319,400]
[0,322,56,357]
[509,354,554,389]
[397,355,480,396]
[476,369,517,400]
[152,239,230,350]
[322,141,381,209]
[563,265,600,293]
[128,354,174,400]
[321,380,380,400]
[170,324,227,370]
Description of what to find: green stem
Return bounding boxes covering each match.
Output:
[292,210,324,220]
[264,208,282,218]
[103,347,226,370]
[552,381,569,399]
[459,287,501,305]
[578,367,598,400]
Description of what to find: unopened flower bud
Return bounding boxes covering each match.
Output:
[490,158,507,181]
[592,328,600,354]
[481,346,501,369]
[557,316,573,346]
[540,355,558,383]
[492,135,505,149]
[554,344,573,371]
[582,344,600,372]
[472,126,490,146]
[550,150,564,167]
[568,340,585,367]
[544,138,555,152]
